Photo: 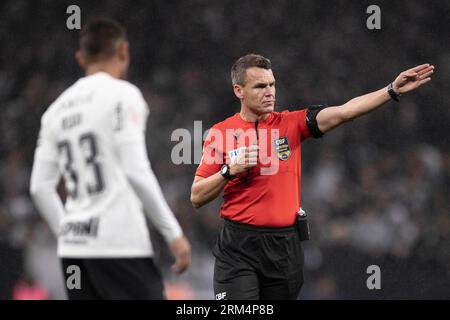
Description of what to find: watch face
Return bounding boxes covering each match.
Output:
[221,165,228,175]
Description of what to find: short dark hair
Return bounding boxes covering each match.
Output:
[79,17,126,64]
[230,54,272,85]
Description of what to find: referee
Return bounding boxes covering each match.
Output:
[191,54,434,300]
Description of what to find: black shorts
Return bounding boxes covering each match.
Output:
[213,218,304,300]
[61,257,165,300]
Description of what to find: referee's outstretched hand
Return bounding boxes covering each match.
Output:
[392,64,434,94]
[169,235,191,273]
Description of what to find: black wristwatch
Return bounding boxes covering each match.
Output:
[220,164,235,180]
[387,83,401,102]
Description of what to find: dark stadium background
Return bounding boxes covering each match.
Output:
[0,0,449,299]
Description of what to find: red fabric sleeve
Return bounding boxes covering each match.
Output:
[195,126,224,178]
[286,109,312,141]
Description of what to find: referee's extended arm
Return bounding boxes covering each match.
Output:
[191,64,434,208]
[316,64,434,133]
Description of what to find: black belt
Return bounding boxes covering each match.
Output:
[223,218,297,234]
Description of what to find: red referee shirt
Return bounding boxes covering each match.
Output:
[196,109,312,227]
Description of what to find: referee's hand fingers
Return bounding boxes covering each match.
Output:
[248,146,258,165]
[410,63,430,73]
[235,147,247,165]
[247,155,258,166]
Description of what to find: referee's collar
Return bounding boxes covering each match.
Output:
[235,112,274,125]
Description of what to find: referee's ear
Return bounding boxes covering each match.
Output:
[233,84,244,100]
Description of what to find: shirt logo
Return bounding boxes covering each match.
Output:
[274,137,291,161]
[60,217,100,238]
[215,292,227,300]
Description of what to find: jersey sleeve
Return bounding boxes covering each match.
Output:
[117,140,183,242]
[195,126,224,178]
[30,111,64,236]
[34,112,58,163]
[289,109,312,142]
[113,86,149,145]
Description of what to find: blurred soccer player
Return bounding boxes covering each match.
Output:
[30,17,191,300]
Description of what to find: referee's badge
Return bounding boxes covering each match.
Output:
[274,137,291,161]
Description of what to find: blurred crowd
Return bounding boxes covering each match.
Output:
[0,0,449,299]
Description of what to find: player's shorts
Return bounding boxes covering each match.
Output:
[213,218,304,300]
[61,257,165,300]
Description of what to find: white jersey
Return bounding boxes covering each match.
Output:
[31,72,181,257]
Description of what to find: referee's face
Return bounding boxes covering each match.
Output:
[236,67,276,116]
